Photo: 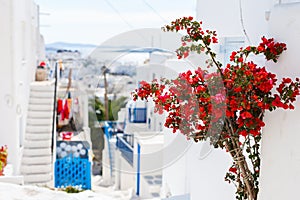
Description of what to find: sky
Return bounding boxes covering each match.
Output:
[35,0,197,45]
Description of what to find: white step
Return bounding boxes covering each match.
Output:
[23,140,51,149]
[30,80,54,88]
[29,98,54,105]
[25,133,52,141]
[27,118,52,126]
[23,148,51,157]
[27,112,53,119]
[143,175,162,194]
[30,85,54,92]
[26,126,52,133]
[0,176,24,185]
[148,184,161,194]
[28,104,53,111]
[30,91,54,98]
[20,165,51,174]
[23,174,51,184]
[22,156,52,165]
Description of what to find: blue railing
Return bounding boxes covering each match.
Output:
[136,143,141,196]
[116,133,134,165]
[128,108,147,123]
[102,121,124,139]
[102,121,114,178]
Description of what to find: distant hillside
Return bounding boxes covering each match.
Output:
[46,42,97,49]
[46,42,97,57]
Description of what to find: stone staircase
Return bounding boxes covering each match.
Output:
[20,81,55,185]
[140,174,162,198]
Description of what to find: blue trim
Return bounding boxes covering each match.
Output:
[116,134,134,165]
[129,108,147,123]
[136,143,141,196]
[103,122,113,178]
[102,120,126,178]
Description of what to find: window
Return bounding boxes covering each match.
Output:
[219,37,245,66]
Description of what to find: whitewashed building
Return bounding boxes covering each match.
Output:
[0,0,45,176]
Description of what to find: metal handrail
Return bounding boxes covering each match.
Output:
[51,62,58,153]
[116,133,134,165]
[116,134,134,151]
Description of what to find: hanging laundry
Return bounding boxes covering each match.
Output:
[58,106,65,127]
[58,100,70,126]
[67,98,72,115]
[63,99,70,120]
[57,99,63,114]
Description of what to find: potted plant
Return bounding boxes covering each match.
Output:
[0,145,8,176]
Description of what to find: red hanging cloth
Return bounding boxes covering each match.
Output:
[63,100,70,120]
[57,99,63,114]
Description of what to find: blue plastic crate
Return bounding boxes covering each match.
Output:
[54,156,91,189]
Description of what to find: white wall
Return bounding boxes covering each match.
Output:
[162,127,236,199]
[0,0,44,175]
[161,129,190,197]
[0,0,18,172]
[259,3,300,200]
[187,143,236,200]
[114,150,135,190]
[196,0,271,45]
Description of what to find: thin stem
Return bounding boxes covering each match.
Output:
[203,43,224,77]
[247,138,256,174]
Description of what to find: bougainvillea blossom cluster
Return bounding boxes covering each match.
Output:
[132,17,300,200]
